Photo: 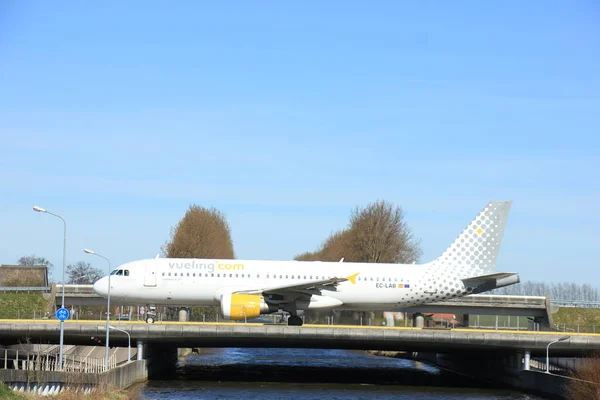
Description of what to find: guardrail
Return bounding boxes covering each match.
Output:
[0,286,51,293]
[551,300,600,308]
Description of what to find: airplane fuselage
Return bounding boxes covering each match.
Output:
[102,258,465,311]
[93,201,517,325]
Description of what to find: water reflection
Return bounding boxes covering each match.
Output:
[142,348,547,400]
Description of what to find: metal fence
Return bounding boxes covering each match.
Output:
[1,348,117,373]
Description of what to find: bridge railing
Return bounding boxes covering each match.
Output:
[0,286,51,293]
[530,357,571,375]
[1,348,118,373]
[0,310,54,320]
[456,294,547,306]
[551,300,600,308]
[554,324,598,334]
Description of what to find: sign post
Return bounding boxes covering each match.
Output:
[56,308,70,322]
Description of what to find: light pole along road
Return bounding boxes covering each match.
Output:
[109,325,131,362]
[33,205,67,370]
[84,248,112,371]
[546,335,570,373]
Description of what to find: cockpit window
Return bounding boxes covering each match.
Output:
[124,270,129,276]
[116,270,123,276]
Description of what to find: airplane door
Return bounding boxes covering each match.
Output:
[144,263,157,287]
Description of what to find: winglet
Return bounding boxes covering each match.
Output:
[346,272,359,284]
[339,257,344,263]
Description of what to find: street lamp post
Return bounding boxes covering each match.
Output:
[33,206,67,370]
[84,248,112,371]
[109,325,131,362]
[546,336,570,373]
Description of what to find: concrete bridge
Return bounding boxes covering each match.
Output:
[0,320,598,357]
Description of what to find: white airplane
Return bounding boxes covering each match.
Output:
[93,200,519,326]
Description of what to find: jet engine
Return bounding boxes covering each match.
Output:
[220,293,277,320]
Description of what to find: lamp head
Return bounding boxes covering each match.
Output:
[33,206,47,213]
[84,249,96,255]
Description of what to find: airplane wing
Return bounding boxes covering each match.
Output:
[461,272,520,292]
[233,272,359,297]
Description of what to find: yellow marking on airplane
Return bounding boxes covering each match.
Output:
[476,228,483,235]
[346,272,360,284]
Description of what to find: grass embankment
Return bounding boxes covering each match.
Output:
[0,383,141,400]
[553,308,600,327]
[0,293,50,319]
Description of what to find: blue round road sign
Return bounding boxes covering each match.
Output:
[56,307,70,321]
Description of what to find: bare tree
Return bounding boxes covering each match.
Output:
[163,205,235,259]
[66,261,103,284]
[347,200,422,263]
[17,254,54,276]
[294,200,422,264]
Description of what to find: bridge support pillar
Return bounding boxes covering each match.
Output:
[146,344,178,379]
[523,349,531,371]
[179,308,188,322]
[137,340,145,360]
[462,314,469,327]
[413,313,424,328]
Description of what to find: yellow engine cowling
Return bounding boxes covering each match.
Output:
[220,293,274,320]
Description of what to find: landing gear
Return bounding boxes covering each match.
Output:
[145,304,156,324]
[287,315,303,326]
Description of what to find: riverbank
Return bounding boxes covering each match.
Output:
[0,382,141,399]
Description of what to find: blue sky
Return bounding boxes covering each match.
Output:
[1,1,598,285]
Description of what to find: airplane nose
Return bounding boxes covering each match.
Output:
[93,277,108,297]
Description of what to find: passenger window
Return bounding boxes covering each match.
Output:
[187,273,190,277]
[235,274,238,278]
[168,273,171,277]
[162,273,165,276]
[193,273,196,277]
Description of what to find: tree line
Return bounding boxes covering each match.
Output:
[492,281,600,302]
[16,201,599,301]
[161,200,422,264]
[293,200,422,264]
[16,254,103,285]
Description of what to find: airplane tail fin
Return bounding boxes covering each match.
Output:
[430,200,512,279]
